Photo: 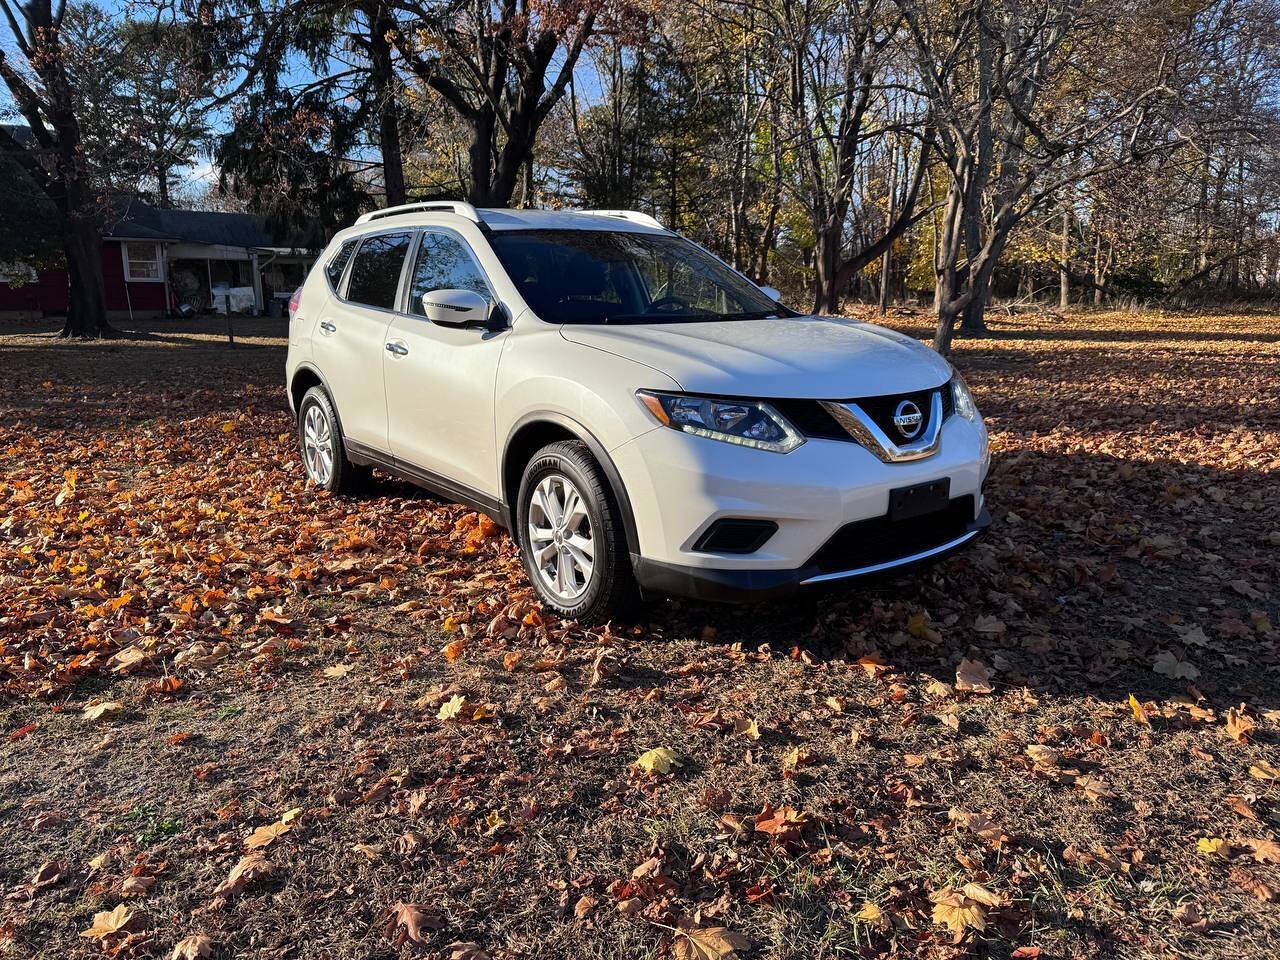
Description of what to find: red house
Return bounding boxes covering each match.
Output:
[0,197,320,321]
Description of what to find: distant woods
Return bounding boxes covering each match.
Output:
[2,0,1278,344]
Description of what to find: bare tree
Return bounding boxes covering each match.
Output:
[0,0,114,337]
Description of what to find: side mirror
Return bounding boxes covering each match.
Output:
[421,288,492,328]
[759,285,782,302]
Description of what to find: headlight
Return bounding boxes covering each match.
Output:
[951,371,980,422]
[636,390,805,453]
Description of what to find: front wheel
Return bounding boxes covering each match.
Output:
[516,440,638,624]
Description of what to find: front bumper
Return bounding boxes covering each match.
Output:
[631,505,989,602]
[610,409,990,602]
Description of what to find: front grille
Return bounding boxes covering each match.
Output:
[771,399,848,440]
[772,379,954,443]
[854,387,939,439]
[807,495,975,573]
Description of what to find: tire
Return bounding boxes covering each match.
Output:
[297,385,368,495]
[516,440,639,624]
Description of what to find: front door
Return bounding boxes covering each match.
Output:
[384,229,507,498]
[312,230,414,452]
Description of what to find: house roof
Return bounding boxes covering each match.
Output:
[104,197,321,251]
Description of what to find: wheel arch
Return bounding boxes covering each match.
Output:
[501,413,640,558]
[289,364,342,433]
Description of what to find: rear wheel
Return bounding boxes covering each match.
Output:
[297,386,368,494]
[516,440,638,624]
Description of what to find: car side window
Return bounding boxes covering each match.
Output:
[408,232,490,317]
[346,232,414,310]
[325,238,358,290]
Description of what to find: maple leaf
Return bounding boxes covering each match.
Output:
[930,887,987,936]
[1250,838,1280,864]
[441,638,466,661]
[1231,867,1274,902]
[211,852,273,903]
[170,934,214,960]
[1225,707,1255,744]
[81,904,140,940]
[955,658,993,694]
[733,717,762,740]
[1152,649,1199,680]
[383,902,441,945]
[438,694,470,720]
[120,875,155,897]
[245,821,291,849]
[1196,837,1229,858]
[634,747,681,774]
[754,804,810,844]
[83,701,124,722]
[673,923,751,960]
[323,663,353,679]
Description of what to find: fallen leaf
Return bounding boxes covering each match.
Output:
[211,852,273,903]
[955,658,993,694]
[170,934,213,960]
[383,902,441,945]
[1226,707,1255,744]
[1231,867,1274,901]
[733,717,762,740]
[674,923,751,960]
[1196,837,1229,858]
[1128,693,1151,725]
[245,821,291,849]
[634,747,682,775]
[83,701,124,722]
[1152,649,1199,680]
[323,663,352,679]
[438,694,469,721]
[930,886,987,935]
[81,904,139,940]
[973,614,1006,635]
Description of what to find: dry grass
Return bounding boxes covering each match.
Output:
[0,308,1278,959]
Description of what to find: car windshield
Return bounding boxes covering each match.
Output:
[487,229,791,324]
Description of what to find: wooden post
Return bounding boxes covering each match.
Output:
[225,294,235,347]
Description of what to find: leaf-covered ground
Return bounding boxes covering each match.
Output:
[0,309,1277,960]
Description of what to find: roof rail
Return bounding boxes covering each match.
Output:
[576,209,664,230]
[356,201,482,225]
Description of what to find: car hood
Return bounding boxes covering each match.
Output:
[559,315,952,399]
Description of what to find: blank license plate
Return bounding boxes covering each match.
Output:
[888,478,950,521]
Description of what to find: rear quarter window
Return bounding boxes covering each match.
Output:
[325,238,358,291]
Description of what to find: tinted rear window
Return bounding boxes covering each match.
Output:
[346,232,413,309]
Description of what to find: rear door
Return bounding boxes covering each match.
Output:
[384,229,507,497]
[311,230,414,452]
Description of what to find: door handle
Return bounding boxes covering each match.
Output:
[319,321,336,333]
[385,342,408,356]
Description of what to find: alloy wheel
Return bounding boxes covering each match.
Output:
[302,403,334,486]
[527,473,594,602]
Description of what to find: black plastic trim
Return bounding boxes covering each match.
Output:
[632,506,990,603]
[345,439,507,526]
[691,518,779,554]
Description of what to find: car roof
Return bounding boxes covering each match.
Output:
[345,202,668,237]
[477,208,664,233]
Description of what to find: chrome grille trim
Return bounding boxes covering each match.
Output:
[819,390,943,463]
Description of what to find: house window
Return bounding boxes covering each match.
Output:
[124,242,162,281]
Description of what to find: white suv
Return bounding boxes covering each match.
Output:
[286,202,990,623]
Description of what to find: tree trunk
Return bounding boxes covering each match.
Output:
[367,0,405,207]
[158,166,170,209]
[1059,208,1070,310]
[466,109,497,206]
[60,218,113,339]
[811,221,841,314]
